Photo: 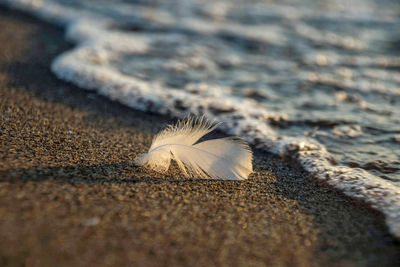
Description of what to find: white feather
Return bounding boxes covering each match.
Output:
[135,117,253,180]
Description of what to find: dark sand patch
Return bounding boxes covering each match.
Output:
[0,6,399,267]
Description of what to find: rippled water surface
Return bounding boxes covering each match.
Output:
[31,0,400,182]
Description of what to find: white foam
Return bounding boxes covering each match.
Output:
[3,0,400,238]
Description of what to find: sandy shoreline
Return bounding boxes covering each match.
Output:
[0,6,399,267]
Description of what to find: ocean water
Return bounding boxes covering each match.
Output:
[3,0,400,237]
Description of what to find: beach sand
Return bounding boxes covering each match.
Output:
[0,7,399,267]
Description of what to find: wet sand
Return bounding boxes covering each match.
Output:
[0,7,399,267]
